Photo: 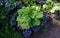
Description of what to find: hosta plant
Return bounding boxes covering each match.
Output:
[17,6,43,30]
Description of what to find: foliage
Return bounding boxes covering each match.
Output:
[0,5,23,38]
[5,0,20,12]
[43,0,60,13]
[17,6,43,30]
[0,25,23,38]
[1,0,60,37]
[17,0,60,30]
[43,0,54,11]
[50,3,60,13]
[19,0,36,6]
[0,5,7,26]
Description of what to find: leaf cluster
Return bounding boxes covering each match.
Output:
[17,6,43,30]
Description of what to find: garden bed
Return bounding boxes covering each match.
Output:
[0,0,60,38]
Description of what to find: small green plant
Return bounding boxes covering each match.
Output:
[43,0,60,19]
[50,3,60,13]
[43,0,60,13]
[43,0,54,12]
[17,6,43,30]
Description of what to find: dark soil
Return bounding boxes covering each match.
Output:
[30,21,60,38]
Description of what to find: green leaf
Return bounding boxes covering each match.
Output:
[33,19,40,26]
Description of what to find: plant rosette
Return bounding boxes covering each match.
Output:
[16,5,44,37]
[17,5,43,30]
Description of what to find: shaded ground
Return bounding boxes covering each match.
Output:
[30,21,60,38]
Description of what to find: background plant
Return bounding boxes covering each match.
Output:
[43,0,60,18]
[19,0,36,6]
[0,5,23,38]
